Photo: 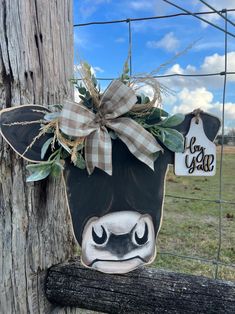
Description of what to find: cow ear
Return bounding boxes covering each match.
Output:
[174,111,221,141]
[0,105,53,162]
[166,111,221,165]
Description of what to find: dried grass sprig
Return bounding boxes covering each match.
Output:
[22,122,53,156]
[78,62,100,108]
[54,120,84,149]
[3,120,45,126]
[22,117,85,161]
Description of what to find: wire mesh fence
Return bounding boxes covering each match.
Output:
[74,4,235,280]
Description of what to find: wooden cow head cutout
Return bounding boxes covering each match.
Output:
[0,105,220,273]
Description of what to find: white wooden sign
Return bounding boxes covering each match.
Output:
[175,117,216,176]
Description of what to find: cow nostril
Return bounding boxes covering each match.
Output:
[92,225,108,245]
[134,222,148,246]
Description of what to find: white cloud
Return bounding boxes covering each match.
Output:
[158,52,235,130]
[198,0,235,26]
[79,0,111,19]
[201,52,235,74]
[128,0,169,15]
[93,66,104,73]
[147,32,180,52]
[193,41,224,51]
[160,51,235,90]
[129,0,156,11]
[74,32,88,49]
[115,37,126,43]
[135,84,154,98]
[168,87,235,129]
[172,88,214,113]
[74,64,104,77]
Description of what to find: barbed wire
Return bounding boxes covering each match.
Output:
[75,5,235,279]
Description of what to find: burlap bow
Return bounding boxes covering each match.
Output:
[59,80,162,175]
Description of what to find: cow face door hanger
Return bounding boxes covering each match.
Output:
[0,102,221,274]
[62,137,165,274]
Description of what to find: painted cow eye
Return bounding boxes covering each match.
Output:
[134,222,148,246]
[92,226,108,245]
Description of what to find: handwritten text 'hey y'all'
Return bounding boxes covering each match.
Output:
[185,137,214,174]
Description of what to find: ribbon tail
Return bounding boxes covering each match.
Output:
[85,127,112,175]
[107,117,163,171]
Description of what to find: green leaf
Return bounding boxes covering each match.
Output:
[109,130,118,140]
[51,161,64,177]
[26,163,52,182]
[79,95,86,101]
[152,151,161,161]
[69,78,78,84]
[74,153,86,169]
[44,112,61,121]
[61,149,70,159]
[139,93,145,104]
[144,96,150,104]
[145,108,169,124]
[77,143,84,151]
[123,58,129,75]
[26,162,52,171]
[85,91,91,99]
[48,104,63,111]
[136,93,150,104]
[80,96,93,109]
[45,128,54,134]
[92,75,98,88]
[57,139,71,154]
[120,55,130,83]
[157,128,184,152]
[41,137,53,159]
[83,62,92,76]
[160,129,166,142]
[78,86,87,95]
[159,113,185,127]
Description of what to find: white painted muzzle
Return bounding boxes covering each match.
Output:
[81,211,156,274]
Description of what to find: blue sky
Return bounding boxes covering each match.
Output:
[73,0,235,131]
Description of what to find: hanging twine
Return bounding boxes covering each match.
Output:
[192,108,204,124]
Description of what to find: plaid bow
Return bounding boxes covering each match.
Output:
[59,80,162,175]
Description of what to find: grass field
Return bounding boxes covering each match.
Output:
[153,146,235,282]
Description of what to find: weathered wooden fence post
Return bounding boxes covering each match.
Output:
[0,1,76,313]
[46,257,235,314]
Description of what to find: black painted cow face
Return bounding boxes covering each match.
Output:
[0,105,220,273]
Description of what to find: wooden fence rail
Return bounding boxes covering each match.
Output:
[46,258,235,314]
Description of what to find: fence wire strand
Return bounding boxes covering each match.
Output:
[215,10,228,279]
[198,0,235,28]
[162,0,235,38]
[128,20,133,77]
[75,5,235,279]
[74,8,235,27]
[74,71,235,81]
